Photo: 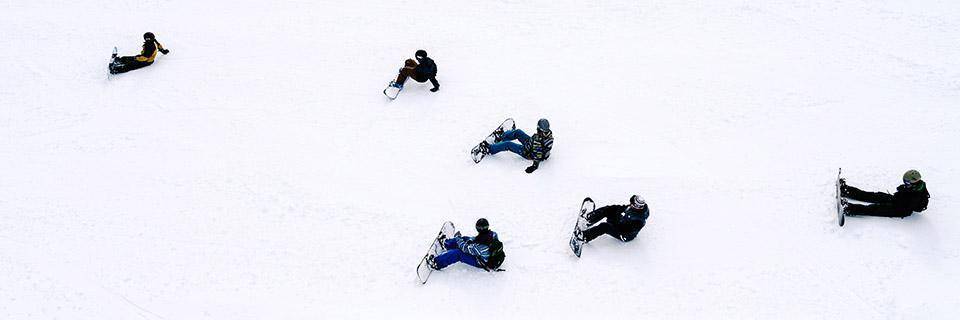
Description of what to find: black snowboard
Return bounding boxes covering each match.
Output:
[836,168,845,227]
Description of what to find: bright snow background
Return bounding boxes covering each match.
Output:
[2,0,959,319]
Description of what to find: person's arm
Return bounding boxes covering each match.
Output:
[525,161,539,173]
[459,241,490,260]
[157,40,169,54]
[525,134,552,173]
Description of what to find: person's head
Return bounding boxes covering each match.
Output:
[629,194,646,210]
[537,118,550,133]
[475,218,490,233]
[415,50,428,60]
[903,169,922,185]
[143,32,155,41]
[404,59,417,68]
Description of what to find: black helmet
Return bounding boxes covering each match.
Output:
[537,118,550,132]
[143,32,155,41]
[415,50,428,59]
[475,218,490,232]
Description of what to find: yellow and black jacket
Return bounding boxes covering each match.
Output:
[135,40,166,63]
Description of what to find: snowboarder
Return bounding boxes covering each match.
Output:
[574,195,649,244]
[427,218,505,271]
[840,169,930,218]
[474,118,554,173]
[110,32,169,74]
[390,49,440,92]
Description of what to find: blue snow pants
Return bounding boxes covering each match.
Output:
[489,129,529,157]
[434,239,484,269]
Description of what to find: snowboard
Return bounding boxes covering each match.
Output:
[416,221,457,284]
[836,168,845,227]
[470,118,515,163]
[569,197,595,258]
[383,81,402,100]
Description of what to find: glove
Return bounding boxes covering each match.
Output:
[525,161,540,174]
[160,49,170,55]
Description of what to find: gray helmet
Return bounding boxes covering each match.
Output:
[475,218,490,232]
[537,118,550,132]
[903,170,922,184]
[629,195,646,209]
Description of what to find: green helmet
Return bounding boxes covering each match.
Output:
[903,170,922,184]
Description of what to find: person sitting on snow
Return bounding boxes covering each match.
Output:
[390,49,439,92]
[575,195,650,244]
[110,32,169,74]
[428,218,505,271]
[475,118,554,173]
[841,169,930,218]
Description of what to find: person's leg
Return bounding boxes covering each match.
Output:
[584,208,617,225]
[582,222,617,243]
[842,185,895,203]
[500,129,531,145]
[434,249,484,269]
[443,238,459,250]
[118,56,138,64]
[433,249,463,269]
[845,203,912,218]
[412,73,430,83]
[458,253,484,269]
[429,76,440,91]
[395,68,414,85]
[488,141,524,156]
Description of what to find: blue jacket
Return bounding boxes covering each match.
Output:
[454,231,499,263]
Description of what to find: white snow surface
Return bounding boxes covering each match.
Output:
[3,0,960,319]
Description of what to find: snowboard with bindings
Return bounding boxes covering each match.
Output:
[569,197,595,258]
[471,118,515,163]
[383,81,402,100]
[416,221,458,284]
[836,168,845,227]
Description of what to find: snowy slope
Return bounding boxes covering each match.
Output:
[2,0,960,319]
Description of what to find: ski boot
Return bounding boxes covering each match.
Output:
[838,178,849,196]
[490,120,516,144]
[840,198,853,216]
[471,141,490,163]
[426,254,441,270]
[573,228,585,242]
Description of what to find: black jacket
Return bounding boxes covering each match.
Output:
[894,180,930,212]
[415,56,438,77]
